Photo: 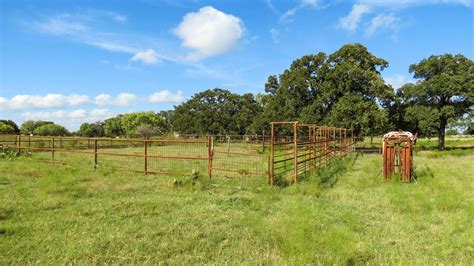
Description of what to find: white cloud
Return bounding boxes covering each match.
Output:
[280,0,323,22]
[173,6,244,61]
[1,93,90,110]
[32,12,172,64]
[95,93,137,106]
[384,74,414,89]
[365,13,399,36]
[339,0,472,35]
[21,108,114,130]
[131,49,161,64]
[339,3,372,32]
[90,108,113,118]
[113,14,128,22]
[22,109,87,120]
[149,90,184,104]
[270,28,280,43]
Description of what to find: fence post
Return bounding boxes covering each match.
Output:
[144,140,148,175]
[94,139,98,169]
[16,135,20,154]
[339,128,343,157]
[262,130,265,152]
[28,135,31,153]
[269,123,274,185]
[207,136,212,179]
[51,137,55,162]
[293,122,298,184]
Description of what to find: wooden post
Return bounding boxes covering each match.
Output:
[262,130,265,152]
[94,139,98,168]
[339,128,343,157]
[207,136,212,179]
[51,137,55,162]
[293,122,298,184]
[144,140,148,175]
[28,135,31,153]
[227,135,230,157]
[16,135,20,154]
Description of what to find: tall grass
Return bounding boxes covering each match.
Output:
[0,148,472,264]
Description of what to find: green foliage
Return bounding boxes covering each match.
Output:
[103,116,124,137]
[0,123,16,134]
[120,111,166,136]
[103,112,166,137]
[172,88,261,134]
[254,44,392,135]
[0,146,17,159]
[404,54,474,149]
[0,120,19,134]
[446,129,458,135]
[20,120,54,134]
[77,122,104,137]
[33,123,69,136]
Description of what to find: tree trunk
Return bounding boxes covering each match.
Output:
[438,117,447,150]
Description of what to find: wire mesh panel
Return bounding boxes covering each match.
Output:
[146,139,209,176]
[211,135,268,178]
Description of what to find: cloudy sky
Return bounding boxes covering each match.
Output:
[1,0,473,130]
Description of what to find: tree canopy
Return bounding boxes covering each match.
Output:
[172,88,261,135]
[252,43,392,135]
[33,123,69,136]
[401,54,473,149]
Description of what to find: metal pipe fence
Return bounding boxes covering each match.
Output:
[269,122,354,186]
[1,124,355,185]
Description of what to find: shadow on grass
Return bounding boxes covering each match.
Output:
[294,154,359,188]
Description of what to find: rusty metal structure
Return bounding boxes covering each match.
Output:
[0,134,269,180]
[269,122,353,185]
[382,131,416,182]
[0,124,354,185]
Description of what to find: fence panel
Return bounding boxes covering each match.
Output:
[211,135,268,178]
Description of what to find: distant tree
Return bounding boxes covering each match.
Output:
[136,124,156,139]
[0,122,16,134]
[33,123,69,136]
[103,116,124,137]
[446,129,458,136]
[120,111,166,136]
[0,120,19,133]
[78,122,104,137]
[172,88,261,135]
[158,110,175,132]
[20,120,54,134]
[406,54,473,149]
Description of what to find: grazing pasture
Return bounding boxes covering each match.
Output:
[1,139,472,264]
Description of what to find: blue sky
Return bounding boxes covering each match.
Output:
[1,0,473,130]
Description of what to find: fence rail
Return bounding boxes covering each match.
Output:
[1,125,355,185]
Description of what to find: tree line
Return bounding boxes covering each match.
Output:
[1,44,472,150]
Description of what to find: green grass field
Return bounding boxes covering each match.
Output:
[1,142,473,264]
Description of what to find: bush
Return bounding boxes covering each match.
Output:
[0,123,16,134]
[0,120,19,133]
[33,124,69,136]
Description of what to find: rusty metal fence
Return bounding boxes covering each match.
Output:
[1,124,354,185]
[269,122,353,185]
[0,134,211,177]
